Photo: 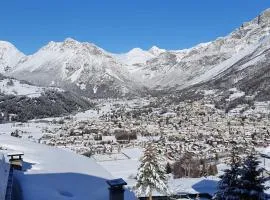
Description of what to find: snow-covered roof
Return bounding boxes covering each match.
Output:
[7,152,24,156]
[0,135,136,200]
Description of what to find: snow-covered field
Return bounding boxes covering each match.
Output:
[0,78,45,97]
[0,78,63,98]
[98,148,142,183]
[0,135,136,200]
[93,153,129,162]
[0,121,61,141]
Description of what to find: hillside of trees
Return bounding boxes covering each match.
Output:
[0,90,93,122]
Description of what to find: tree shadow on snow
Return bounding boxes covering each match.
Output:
[14,172,136,200]
[192,179,218,196]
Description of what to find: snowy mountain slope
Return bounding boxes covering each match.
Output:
[131,8,270,90]
[0,74,93,122]
[0,90,93,122]
[0,75,62,98]
[10,38,143,98]
[0,41,25,73]
[198,35,270,102]
[0,135,136,200]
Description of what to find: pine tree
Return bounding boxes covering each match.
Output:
[238,153,266,200]
[214,146,241,200]
[135,142,168,200]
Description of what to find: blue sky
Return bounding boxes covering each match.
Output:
[1,0,270,54]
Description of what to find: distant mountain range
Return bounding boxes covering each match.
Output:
[1,8,270,101]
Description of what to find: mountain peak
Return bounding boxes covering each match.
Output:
[41,38,83,52]
[62,38,82,49]
[113,48,154,65]
[128,47,145,54]
[0,41,25,73]
[149,45,159,50]
[0,41,18,50]
[148,45,166,56]
[241,8,270,28]
[258,8,270,24]
[64,37,79,44]
[261,8,270,15]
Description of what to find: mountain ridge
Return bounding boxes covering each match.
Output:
[0,8,270,99]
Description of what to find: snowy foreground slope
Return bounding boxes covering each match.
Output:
[0,134,136,200]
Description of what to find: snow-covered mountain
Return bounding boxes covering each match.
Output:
[114,46,165,65]
[173,8,270,105]
[148,45,166,56]
[3,8,270,99]
[10,38,142,98]
[0,41,25,73]
[133,8,270,91]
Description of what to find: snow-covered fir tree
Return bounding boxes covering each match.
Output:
[214,146,241,200]
[238,153,266,200]
[135,142,168,200]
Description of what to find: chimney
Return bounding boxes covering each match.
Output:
[106,178,127,200]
